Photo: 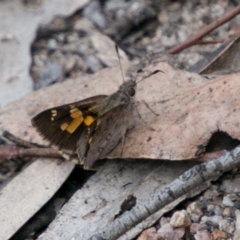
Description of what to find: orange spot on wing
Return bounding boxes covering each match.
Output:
[60,122,69,131]
[84,115,95,126]
[70,108,82,118]
[66,116,83,133]
[61,109,94,133]
[60,108,84,133]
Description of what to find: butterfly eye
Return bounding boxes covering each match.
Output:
[128,88,135,97]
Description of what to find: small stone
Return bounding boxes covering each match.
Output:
[157,223,174,239]
[66,33,79,43]
[233,229,240,240]
[221,178,240,193]
[201,215,223,227]
[187,202,203,220]
[207,204,215,212]
[48,39,57,49]
[214,205,223,216]
[86,55,102,72]
[234,200,240,210]
[204,188,220,199]
[211,229,227,240]
[172,227,185,240]
[219,219,235,234]
[35,62,63,90]
[191,214,201,223]
[228,193,238,201]
[194,230,212,240]
[222,196,234,207]
[177,30,187,43]
[188,205,202,222]
[212,195,223,205]
[190,223,202,234]
[161,35,177,48]
[199,196,204,201]
[158,11,168,24]
[137,227,162,240]
[170,210,191,228]
[223,207,231,217]
[56,33,65,43]
[157,223,185,240]
[235,209,240,230]
[75,56,88,72]
[159,217,169,227]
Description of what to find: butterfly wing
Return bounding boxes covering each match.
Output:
[77,103,133,169]
[31,95,107,159]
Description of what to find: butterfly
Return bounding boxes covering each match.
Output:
[31,79,137,169]
[32,44,161,170]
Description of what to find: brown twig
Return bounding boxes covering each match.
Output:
[196,39,224,45]
[2,131,44,148]
[196,150,227,162]
[0,145,61,159]
[168,5,240,54]
[0,131,62,161]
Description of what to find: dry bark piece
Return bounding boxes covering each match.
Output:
[31,144,236,240]
[0,159,74,240]
[37,160,205,240]
[89,147,240,240]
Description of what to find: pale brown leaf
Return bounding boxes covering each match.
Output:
[189,35,240,74]
[1,62,239,162]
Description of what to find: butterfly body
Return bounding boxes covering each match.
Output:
[32,80,136,169]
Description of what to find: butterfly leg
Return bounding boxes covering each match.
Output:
[120,110,132,157]
[142,100,159,117]
[134,103,155,131]
[120,119,129,157]
[120,134,126,157]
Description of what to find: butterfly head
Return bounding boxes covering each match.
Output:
[119,80,136,98]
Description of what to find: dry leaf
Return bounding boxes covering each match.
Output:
[1,62,240,162]
[202,35,240,75]
[1,61,239,240]
[189,35,240,74]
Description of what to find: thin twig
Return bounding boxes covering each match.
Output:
[89,146,240,240]
[2,131,44,148]
[142,100,159,116]
[196,39,224,45]
[0,145,61,159]
[168,5,240,54]
[196,150,227,162]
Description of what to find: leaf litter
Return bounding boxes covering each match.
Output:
[1,60,240,163]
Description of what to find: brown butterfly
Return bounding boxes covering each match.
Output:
[31,79,137,169]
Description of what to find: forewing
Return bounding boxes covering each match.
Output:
[77,104,133,169]
[31,95,107,158]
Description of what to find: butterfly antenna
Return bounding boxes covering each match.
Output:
[137,69,164,84]
[115,45,125,83]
